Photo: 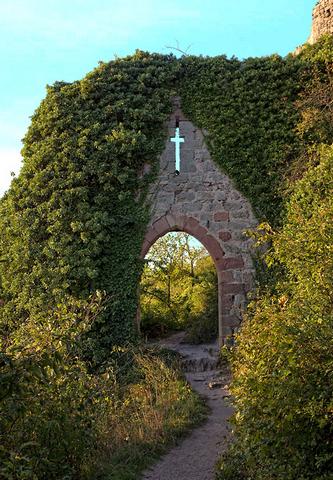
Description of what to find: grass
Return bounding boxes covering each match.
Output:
[91,349,208,480]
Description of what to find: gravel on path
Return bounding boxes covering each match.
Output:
[142,332,233,480]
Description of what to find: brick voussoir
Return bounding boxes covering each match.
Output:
[166,214,187,231]
[152,216,170,236]
[145,227,159,246]
[201,234,224,260]
[192,225,209,241]
[184,216,200,231]
[140,240,151,258]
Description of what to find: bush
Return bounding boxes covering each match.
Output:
[0,297,206,480]
[217,145,333,480]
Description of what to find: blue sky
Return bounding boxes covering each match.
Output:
[0,0,317,196]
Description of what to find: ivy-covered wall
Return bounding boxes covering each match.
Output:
[0,40,331,358]
[179,55,302,222]
[0,52,179,358]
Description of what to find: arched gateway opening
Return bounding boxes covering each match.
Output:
[139,98,258,345]
[140,215,245,345]
[140,231,218,343]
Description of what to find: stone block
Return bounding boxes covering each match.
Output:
[222,316,241,327]
[218,231,232,242]
[140,240,151,258]
[228,220,252,231]
[218,256,245,270]
[222,283,245,294]
[224,201,243,210]
[184,216,200,231]
[166,213,184,230]
[220,294,234,309]
[175,191,195,202]
[156,193,175,205]
[181,163,197,174]
[198,192,215,201]
[194,225,209,240]
[202,235,224,259]
[218,270,235,283]
[231,209,250,220]
[214,211,229,222]
[145,227,158,246]
[152,217,170,236]
[186,202,206,214]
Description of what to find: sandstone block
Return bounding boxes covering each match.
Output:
[222,283,245,294]
[214,211,229,222]
[218,271,235,283]
[152,217,170,236]
[218,256,244,270]
[219,231,232,242]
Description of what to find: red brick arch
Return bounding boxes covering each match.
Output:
[140,214,246,345]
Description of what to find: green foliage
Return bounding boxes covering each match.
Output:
[300,34,333,63]
[1,40,332,355]
[1,36,333,480]
[0,297,206,479]
[0,295,112,479]
[179,54,303,223]
[0,52,179,359]
[184,254,219,343]
[296,82,333,146]
[140,233,218,342]
[217,39,333,480]
[217,145,333,480]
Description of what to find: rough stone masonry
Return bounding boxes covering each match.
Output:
[140,98,258,344]
[309,0,333,44]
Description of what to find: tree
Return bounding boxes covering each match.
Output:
[140,232,218,342]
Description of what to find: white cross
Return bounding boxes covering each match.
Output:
[170,127,185,173]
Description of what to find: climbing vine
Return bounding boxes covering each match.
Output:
[216,37,333,480]
[0,39,332,357]
[179,54,303,223]
[0,51,179,359]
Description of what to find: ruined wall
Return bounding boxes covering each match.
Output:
[141,99,258,343]
[309,0,333,44]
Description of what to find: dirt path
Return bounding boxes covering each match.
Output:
[142,332,233,480]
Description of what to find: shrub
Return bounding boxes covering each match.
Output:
[217,145,333,480]
[0,296,206,480]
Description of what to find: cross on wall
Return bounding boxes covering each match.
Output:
[170,122,185,174]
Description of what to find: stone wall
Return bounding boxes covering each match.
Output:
[309,0,333,44]
[141,98,258,344]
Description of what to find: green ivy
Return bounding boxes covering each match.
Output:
[179,54,303,222]
[0,51,179,359]
[216,37,333,480]
[0,40,332,359]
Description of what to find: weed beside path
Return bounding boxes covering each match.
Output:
[95,343,207,480]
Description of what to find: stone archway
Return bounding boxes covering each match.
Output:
[140,98,258,345]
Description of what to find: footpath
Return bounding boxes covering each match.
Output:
[143,332,233,480]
